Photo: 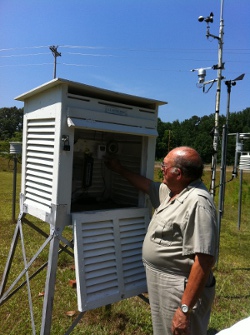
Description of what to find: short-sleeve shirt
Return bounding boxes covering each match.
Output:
[142,180,218,277]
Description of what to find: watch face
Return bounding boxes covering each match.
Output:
[181,304,189,313]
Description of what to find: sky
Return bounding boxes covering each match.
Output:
[0,0,249,123]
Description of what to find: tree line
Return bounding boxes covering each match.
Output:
[1,106,250,164]
[156,107,250,164]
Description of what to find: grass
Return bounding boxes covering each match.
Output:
[0,159,250,334]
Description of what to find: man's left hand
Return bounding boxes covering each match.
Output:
[171,307,191,335]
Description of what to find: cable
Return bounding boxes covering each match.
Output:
[0,53,50,58]
[1,44,250,54]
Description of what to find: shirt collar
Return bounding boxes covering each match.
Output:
[169,179,203,204]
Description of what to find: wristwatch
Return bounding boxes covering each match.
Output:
[180,304,190,314]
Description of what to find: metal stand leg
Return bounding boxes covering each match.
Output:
[64,312,86,335]
[40,228,61,335]
[40,204,68,335]
[19,216,36,334]
[0,215,21,299]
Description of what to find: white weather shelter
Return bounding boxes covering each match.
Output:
[0,78,166,334]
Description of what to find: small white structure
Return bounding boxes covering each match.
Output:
[1,78,166,334]
[216,317,250,335]
[230,132,250,229]
[239,152,250,171]
[16,78,165,223]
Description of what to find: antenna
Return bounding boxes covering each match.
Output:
[194,1,225,199]
[49,45,61,79]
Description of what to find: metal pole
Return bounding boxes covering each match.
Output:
[232,133,240,178]
[49,46,61,79]
[12,155,17,221]
[218,125,226,222]
[210,0,224,199]
[53,57,56,79]
[238,169,243,229]
[217,80,231,242]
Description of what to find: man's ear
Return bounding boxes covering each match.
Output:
[173,167,180,175]
[173,167,183,180]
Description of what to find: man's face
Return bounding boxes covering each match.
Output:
[161,156,176,186]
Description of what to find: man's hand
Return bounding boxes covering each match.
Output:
[104,156,152,194]
[104,156,122,173]
[171,307,191,335]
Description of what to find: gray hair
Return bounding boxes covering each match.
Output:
[173,148,204,180]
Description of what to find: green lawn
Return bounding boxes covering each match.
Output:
[0,165,250,334]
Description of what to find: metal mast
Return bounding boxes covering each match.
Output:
[210,0,225,199]
[49,45,61,79]
[217,74,245,234]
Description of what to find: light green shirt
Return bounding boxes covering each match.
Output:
[142,180,218,276]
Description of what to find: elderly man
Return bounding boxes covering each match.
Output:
[105,146,218,335]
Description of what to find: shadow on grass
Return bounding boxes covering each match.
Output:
[207,328,218,335]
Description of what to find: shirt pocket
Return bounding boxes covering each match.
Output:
[150,216,174,246]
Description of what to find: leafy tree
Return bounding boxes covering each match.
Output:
[170,120,182,148]
[0,107,23,140]
[155,119,172,159]
[156,107,250,164]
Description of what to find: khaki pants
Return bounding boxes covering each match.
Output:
[145,264,216,335]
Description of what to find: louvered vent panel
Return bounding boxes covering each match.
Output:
[74,216,120,310]
[120,216,147,289]
[73,208,149,312]
[80,221,118,298]
[25,119,55,208]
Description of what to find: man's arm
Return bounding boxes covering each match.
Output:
[171,253,215,335]
[104,157,152,194]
